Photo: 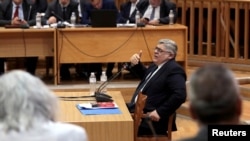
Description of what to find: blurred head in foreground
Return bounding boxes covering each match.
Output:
[189,64,242,125]
[0,70,88,140]
[0,70,58,132]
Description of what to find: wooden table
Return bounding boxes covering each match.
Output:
[0,28,57,84]
[54,91,133,141]
[56,24,187,84]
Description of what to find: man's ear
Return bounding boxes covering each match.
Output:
[167,53,174,60]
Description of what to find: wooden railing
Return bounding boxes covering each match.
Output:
[171,0,250,70]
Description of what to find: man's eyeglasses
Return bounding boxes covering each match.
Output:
[154,47,171,54]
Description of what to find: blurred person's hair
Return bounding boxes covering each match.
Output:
[0,70,58,132]
[189,63,242,124]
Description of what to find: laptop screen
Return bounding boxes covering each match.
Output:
[90,9,117,27]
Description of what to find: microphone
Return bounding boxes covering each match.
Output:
[51,11,64,22]
[57,63,130,102]
[57,63,128,102]
[94,63,129,102]
[51,11,66,28]
[27,5,32,21]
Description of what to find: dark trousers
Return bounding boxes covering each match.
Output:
[0,57,38,75]
[25,57,38,75]
[75,63,103,80]
[0,58,4,75]
[106,63,124,78]
[60,64,71,80]
[106,63,114,78]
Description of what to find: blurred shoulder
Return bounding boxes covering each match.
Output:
[0,0,11,8]
[46,122,88,141]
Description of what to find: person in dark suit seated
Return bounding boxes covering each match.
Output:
[0,70,88,141]
[42,0,79,26]
[119,0,140,23]
[0,0,37,75]
[42,0,79,80]
[126,39,187,135]
[80,0,120,79]
[136,0,177,25]
[31,0,48,13]
[177,64,243,141]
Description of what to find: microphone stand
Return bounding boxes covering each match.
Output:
[51,11,66,28]
[94,63,129,102]
[57,63,129,102]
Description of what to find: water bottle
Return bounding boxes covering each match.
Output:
[135,10,140,26]
[100,71,107,93]
[89,72,96,95]
[36,13,41,28]
[169,10,174,25]
[70,12,76,25]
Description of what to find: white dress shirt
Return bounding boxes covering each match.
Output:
[129,2,138,17]
[12,2,24,20]
[143,5,160,20]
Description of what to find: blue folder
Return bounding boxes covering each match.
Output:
[76,104,122,115]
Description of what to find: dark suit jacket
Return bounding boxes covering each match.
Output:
[119,1,139,23]
[137,0,177,24]
[129,59,187,134]
[80,0,120,25]
[0,0,36,26]
[42,0,79,25]
[32,0,48,13]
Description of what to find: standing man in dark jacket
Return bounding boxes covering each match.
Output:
[0,0,37,75]
[127,39,187,135]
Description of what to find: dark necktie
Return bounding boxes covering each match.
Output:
[62,7,66,21]
[129,66,158,105]
[13,6,19,18]
[150,7,156,20]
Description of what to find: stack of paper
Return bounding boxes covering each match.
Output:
[76,102,121,115]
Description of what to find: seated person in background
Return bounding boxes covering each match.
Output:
[80,0,120,79]
[119,0,140,23]
[75,0,88,22]
[177,64,243,141]
[43,0,79,25]
[0,70,88,141]
[117,0,141,78]
[42,0,79,80]
[127,39,187,135]
[0,0,38,75]
[81,0,119,25]
[136,0,177,25]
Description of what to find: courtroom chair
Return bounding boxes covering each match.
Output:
[133,92,174,141]
[133,92,147,141]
